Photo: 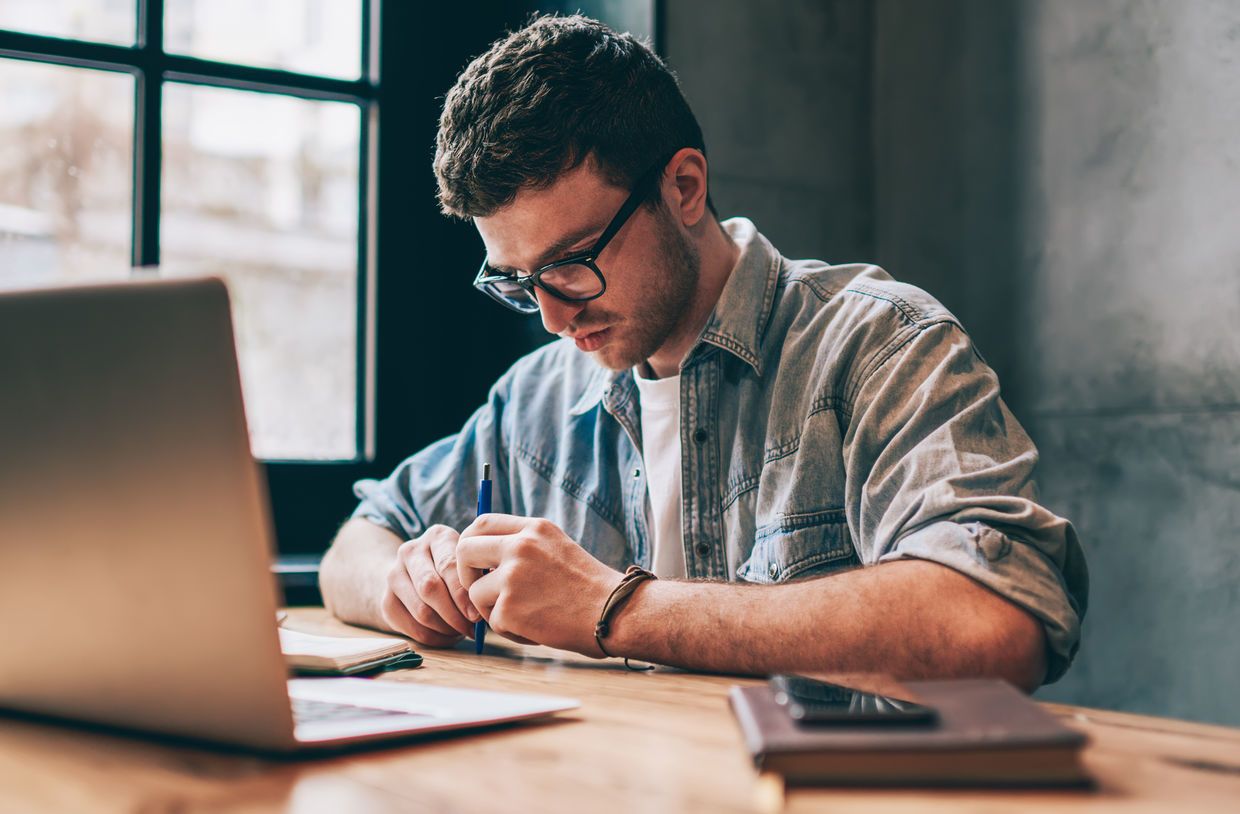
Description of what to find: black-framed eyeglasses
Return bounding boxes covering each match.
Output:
[472,156,670,314]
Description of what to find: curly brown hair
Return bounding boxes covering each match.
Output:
[434,14,708,219]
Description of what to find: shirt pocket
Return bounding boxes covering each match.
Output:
[737,509,859,583]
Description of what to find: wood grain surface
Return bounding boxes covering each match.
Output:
[0,607,1236,813]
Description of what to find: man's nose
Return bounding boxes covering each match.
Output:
[536,289,585,335]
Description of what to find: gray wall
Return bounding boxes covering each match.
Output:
[665,0,874,264]
[666,0,1240,726]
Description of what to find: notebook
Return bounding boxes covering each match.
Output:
[729,678,1090,787]
[278,628,419,675]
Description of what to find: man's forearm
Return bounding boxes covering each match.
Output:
[605,559,1048,691]
[319,518,402,630]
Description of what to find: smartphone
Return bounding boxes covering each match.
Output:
[770,674,938,725]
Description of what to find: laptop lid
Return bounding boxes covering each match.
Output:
[0,278,295,750]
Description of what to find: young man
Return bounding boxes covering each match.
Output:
[320,15,1087,689]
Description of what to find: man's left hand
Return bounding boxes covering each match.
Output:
[456,514,621,655]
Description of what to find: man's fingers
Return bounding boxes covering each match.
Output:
[455,534,512,590]
[428,533,480,625]
[461,512,539,538]
[389,560,462,638]
[393,575,458,638]
[380,591,461,648]
[406,539,475,636]
[457,516,564,588]
[465,571,537,645]
[466,569,501,614]
[384,599,459,647]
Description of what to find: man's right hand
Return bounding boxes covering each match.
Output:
[379,524,480,647]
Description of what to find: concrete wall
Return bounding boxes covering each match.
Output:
[1006,0,1240,725]
[665,0,874,264]
[666,0,1240,725]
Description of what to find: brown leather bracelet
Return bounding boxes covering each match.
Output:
[594,565,657,668]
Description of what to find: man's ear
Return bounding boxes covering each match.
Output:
[664,147,710,228]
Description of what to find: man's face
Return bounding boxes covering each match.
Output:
[474,160,700,371]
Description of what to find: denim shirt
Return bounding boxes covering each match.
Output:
[353,218,1089,682]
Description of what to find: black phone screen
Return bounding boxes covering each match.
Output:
[769,674,938,725]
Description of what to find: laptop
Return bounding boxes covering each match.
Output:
[0,277,578,751]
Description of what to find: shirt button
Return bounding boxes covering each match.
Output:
[693,428,709,445]
[632,468,641,479]
[695,542,711,557]
[768,562,779,579]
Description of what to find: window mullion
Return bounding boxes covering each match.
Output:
[132,0,163,268]
[358,101,378,460]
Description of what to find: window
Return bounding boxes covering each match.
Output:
[0,1,378,462]
[0,58,134,288]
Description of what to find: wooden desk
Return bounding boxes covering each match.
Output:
[2,608,1238,813]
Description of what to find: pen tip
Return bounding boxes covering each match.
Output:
[482,462,491,480]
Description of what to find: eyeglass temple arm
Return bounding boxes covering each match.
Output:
[590,162,666,253]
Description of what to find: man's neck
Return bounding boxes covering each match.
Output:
[644,219,740,379]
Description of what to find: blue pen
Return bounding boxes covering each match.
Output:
[473,462,492,654]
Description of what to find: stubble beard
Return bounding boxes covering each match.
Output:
[591,209,702,372]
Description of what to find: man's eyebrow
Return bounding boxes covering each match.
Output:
[539,225,602,263]
[491,224,602,276]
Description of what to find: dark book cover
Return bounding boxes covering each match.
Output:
[729,678,1091,787]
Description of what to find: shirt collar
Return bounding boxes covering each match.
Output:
[568,217,782,416]
[569,364,625,416]
[694,217,781,377]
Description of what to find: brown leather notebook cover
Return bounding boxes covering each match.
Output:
[729,678,1090,787]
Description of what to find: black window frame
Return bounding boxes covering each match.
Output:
[0,0,380,468]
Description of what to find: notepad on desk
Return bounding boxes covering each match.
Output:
[278,628,421,675]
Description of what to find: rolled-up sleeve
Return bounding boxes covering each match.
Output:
[844,320,1089,683]
[351,378,510,540]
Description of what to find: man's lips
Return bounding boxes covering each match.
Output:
[570,327,612,352]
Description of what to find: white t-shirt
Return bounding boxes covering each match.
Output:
[633,370,687,579]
